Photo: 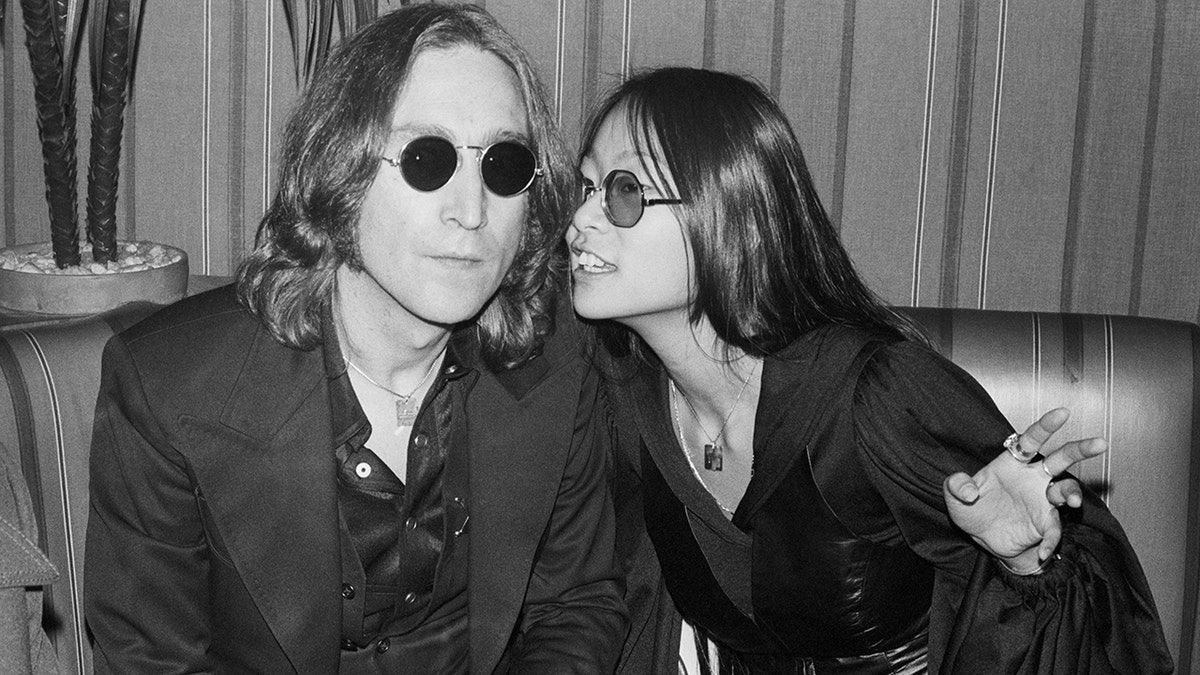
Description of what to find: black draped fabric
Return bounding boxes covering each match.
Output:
[610,323,1173,674]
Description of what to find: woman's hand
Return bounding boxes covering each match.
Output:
[942,408,1106,573]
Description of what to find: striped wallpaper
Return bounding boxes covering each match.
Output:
[2,0,1198,323]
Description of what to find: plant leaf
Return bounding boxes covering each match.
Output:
[87,0,135,262]
[279,0,304,85]
[307,0,332,82]
[58,0,85,104]
[88,0,107,93]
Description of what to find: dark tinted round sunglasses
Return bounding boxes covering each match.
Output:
[581,170,684,228]
[381,136,543,197]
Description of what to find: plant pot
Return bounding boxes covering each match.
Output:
[0,241,189,316]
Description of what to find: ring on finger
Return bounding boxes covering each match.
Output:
[1003,433,1038,463]
[1041,461,1054,480]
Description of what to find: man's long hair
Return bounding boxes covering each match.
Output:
[237,4,573,369]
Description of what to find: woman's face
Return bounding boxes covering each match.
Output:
[567,112,693,329]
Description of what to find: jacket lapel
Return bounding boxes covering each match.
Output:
[466,349,584,674]
[183,326,343,672]
[740,326,885,523]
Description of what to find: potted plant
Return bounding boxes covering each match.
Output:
[0,0,386,316]
[0,0,189,316]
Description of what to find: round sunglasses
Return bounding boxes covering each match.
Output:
[581,170,684,228]
[381,136,543,197]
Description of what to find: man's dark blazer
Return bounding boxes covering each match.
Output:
[83,286,624,673]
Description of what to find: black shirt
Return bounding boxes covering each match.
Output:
[328,329,478,673]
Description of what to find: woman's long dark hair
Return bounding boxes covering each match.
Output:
[237,4,574,369]
[579,67,922,363]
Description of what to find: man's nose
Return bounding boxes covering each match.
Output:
[443,150,487,231]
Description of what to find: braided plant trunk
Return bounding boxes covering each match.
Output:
[20,0,80,268]
[86,0,132,265]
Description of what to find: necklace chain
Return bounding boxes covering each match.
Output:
[345,345,445,404]
[673,361,758,448]
[670,382,735,515]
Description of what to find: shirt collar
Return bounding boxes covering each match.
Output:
[320,305,481,446]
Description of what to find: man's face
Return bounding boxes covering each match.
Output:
[348,46,531,329]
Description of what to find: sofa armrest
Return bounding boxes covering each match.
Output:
[0,302,158,675]
[900,307,1200,672]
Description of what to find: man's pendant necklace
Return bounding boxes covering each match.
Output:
[670,361,759,471]
[345,346,445,429]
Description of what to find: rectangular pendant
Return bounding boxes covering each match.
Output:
[704,443,723,471]
[396,399,419,427]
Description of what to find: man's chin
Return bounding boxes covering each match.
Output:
[410,294,497,329]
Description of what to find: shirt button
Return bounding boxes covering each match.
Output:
[341,583,355,600]
[405,517,417,531]
[376,637,390,654]
[404,591,417,604]
[412,434,428,448]
[354,462,371,478]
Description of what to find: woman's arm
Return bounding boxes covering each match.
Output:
[852,340,1172,673]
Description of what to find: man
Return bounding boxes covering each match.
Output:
[84,6,624,673]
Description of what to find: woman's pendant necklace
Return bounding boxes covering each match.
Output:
[672,361,758,471]
[669,383,734,516]
[703,441,723,472]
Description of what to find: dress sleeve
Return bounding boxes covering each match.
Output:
[849,340,1012,577]
[850,341,1172,674]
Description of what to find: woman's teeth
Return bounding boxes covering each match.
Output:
[576,251,612,272]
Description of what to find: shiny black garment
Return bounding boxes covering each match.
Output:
[334,341,474,672]
[610,323,1173,675]
[84,285,625,674]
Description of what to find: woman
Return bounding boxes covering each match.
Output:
[568,68,1171,673]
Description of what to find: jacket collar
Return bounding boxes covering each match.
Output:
[184,317,342,672]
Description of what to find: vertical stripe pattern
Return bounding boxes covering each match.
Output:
[1060,0,1098,314]
[936,0,971,308]
[1,0,1196,325]
[828,0,857,231]
[201,0,213,275]
[262,3,276,217]
[912,0,939,306]
[23,331,87,673]
[227,3,247,262]
[1128,0,1168,315]
[3,10,15,245]
[976,0,1008,309]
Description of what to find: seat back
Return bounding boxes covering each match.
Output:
[2,304,1196,672]
[902,307,1199,671]
[0,305,154,675]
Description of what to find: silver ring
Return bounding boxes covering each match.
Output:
[1041,461,1054,480]
[1003,433,1038,463]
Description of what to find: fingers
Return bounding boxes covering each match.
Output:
[943,472,979,504]
[1020,408,1071,451]
[1042,437,1107,477]
[1046,477,1084,508]
[1037,510,1063,561]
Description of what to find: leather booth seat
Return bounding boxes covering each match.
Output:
[2,301,1197,673]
